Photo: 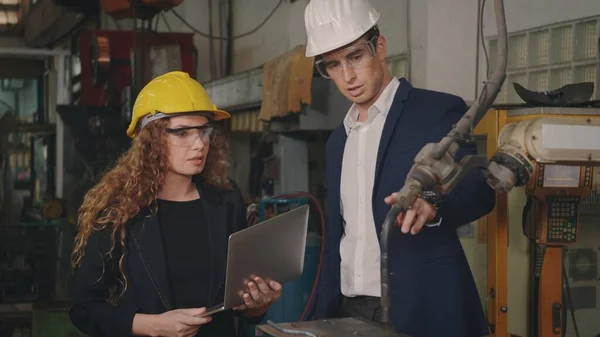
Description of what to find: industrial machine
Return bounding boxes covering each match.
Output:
[472,108,600,337]
[57,27,196,182]
[258,0,599,335]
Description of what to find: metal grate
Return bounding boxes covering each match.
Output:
[574,20,598,60]
[509,34,528,70]
[529,30,550,67]
[529,70,549,91]
[549,66,573,89]
[551,25,573,64]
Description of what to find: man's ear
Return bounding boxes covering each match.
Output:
[376,35,387,62]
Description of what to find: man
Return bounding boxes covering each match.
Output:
[304,1,496,336]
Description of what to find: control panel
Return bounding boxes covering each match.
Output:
[545,195,579,244]
[528,164,592,246]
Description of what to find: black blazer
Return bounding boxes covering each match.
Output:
[69,181,261,337]
[317,79,495,336]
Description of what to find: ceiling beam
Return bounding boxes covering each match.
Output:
[24,0,86,47]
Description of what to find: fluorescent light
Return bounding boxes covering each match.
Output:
[0,0,21,5]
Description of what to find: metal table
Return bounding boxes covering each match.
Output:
[256,317,412,337]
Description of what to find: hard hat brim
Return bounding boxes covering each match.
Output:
[211,109,232,121]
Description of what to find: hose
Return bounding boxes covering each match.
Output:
[260,192,326,322]
[379,204,403,324]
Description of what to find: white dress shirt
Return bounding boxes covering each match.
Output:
[339,77,443,298]
[339,77,400,298]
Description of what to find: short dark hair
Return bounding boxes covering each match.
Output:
[315,25,381,61]
[363,25,380,42]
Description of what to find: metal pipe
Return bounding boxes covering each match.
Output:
[0,47,70,57]
[456,0,507,132]
[226,0,234,76]
[474,0,482,99]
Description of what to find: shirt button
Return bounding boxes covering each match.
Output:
[359,235,363,240]
[357,273,362,277]
[358,162,364,167]
[359,198,364,203]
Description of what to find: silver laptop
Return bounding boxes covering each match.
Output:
[199,204,310,317]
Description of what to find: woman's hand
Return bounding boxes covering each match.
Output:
[233,276,282,316]
[133,308,212,337]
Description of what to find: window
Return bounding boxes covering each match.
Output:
[488,18,599,104]
[387,54,408,79]
[0,11,19,25]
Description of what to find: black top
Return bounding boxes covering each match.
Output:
[157,198,235,337]
[157,198,212,309]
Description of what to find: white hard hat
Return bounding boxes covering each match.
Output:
[304,0,380,57]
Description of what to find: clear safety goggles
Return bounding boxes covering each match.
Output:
[165,124,216,147]
[314,36,378,80]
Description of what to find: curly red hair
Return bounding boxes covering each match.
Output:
[71,119,232,302]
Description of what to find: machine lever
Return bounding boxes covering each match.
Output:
[551,303,562,335]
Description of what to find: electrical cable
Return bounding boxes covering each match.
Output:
[153,13,160,31]
[225,0,234,75]
[170,0,284,40]
[208,0,216,80]
[160,12,172,32]
[218,0,227,76]
[562,252,580,337]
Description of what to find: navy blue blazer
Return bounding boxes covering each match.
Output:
[315,79,496,337]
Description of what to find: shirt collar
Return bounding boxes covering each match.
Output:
[343,77,400,135]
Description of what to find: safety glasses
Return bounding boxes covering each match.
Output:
[165,124,216,147]
[314,35,378,80]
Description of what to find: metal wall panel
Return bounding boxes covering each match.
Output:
[204,67,263,112]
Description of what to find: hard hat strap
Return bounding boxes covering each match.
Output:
[139,111,215,130]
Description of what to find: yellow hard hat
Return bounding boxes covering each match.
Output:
[126,71,231,138]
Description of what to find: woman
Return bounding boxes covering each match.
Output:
[69,71,281,337]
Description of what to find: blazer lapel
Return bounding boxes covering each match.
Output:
[197,183,229,307]
[373,79,412,195]
[129,183,230,310]
[327,126,347,219]
[129,210,174,310]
